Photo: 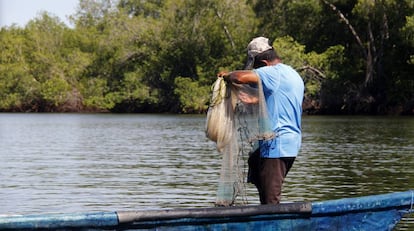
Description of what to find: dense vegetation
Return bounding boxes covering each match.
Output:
[0,0,413,114]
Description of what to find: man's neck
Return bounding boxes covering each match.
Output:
[265,59,280,66]
[271,59,281,66]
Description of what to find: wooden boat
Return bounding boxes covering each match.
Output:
[0,190,412,230]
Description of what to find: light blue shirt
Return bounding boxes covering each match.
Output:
[255,63,304,158]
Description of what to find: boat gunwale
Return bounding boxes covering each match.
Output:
[116,202,311,223]
[0,190,412,230]
[311,190,414,215]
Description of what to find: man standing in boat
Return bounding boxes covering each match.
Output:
[217,37,304,204]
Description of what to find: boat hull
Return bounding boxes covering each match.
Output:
[0,190,412,230]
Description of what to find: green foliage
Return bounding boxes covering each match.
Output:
[0,0,412,114]
[0,63,38,110]
[272,36,307,68]
[0,27,35,110]
[117,0,164,18]
[174,77,210,113]
[402,15,414,64]
[40,78,70,106]
[122,72,156,102]
[80,78,115,109]
[272,36,346,100]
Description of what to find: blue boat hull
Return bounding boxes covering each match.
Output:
[0,190,412,230]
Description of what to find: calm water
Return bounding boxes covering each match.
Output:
[0,114,413,228]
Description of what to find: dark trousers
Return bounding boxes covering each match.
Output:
[248,149,295,204]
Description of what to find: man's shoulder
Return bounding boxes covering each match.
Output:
[276,63,296,71]
[258,63,293,72]
[256,63,300,80]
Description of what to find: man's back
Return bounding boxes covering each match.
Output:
[255,63,304,158]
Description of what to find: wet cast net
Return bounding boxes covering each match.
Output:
[205,75,275,206]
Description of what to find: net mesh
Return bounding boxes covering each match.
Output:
[206,76,275,206]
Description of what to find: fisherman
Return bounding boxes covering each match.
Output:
[217,37,304,204]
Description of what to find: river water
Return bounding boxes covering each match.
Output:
[0,114,413,228]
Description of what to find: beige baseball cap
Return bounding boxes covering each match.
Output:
[244,37,273,69]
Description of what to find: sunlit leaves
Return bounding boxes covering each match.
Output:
[401,15,414,47]
[0,0,412,114]
[174,77,210,113]
[122,71,158,104]
[272,36,346,98]
[40,78,70,106]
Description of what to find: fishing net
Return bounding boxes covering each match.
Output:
[206,75,275,206]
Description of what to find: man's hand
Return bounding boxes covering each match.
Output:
[217,71,230,78]
[217,71,233,83]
